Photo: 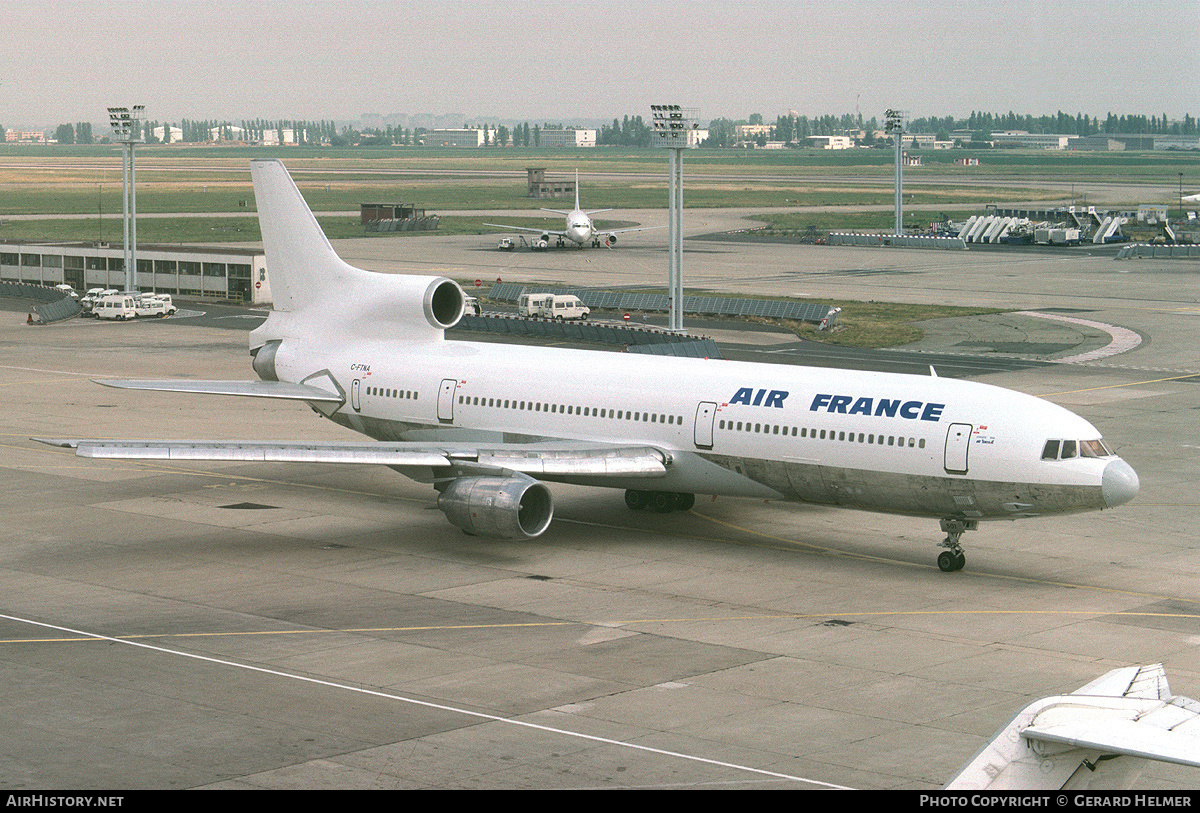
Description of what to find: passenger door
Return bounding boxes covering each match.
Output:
[438,378,458,423]
[944,423,972,474]
[694,402,717,449]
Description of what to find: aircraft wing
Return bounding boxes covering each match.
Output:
[598,225,662,236]
[33,438,671,478]
[483,223,567,238]
[945,664,1200,790]
[96,379,344,403]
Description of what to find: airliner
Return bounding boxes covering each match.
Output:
[485,170,656,248]
[38,160,1140,572]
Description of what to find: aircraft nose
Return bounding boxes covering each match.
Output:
[1102,458,1140,507]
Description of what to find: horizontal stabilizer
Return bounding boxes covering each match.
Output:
[95,379,344,403]
[32,439,670,478]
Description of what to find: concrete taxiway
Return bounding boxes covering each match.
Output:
[2,233,1199,789]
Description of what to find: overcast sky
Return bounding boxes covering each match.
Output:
[4,0,1197,129]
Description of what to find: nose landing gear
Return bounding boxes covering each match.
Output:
[937,518,977,572]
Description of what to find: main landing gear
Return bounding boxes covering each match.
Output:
[625,489,695,513]
[937,518,977,572]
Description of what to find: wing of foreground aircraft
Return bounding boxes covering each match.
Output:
[945,664,1200,790]
[35,437,669,477]
[34,435,671,539]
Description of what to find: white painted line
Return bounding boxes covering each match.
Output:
[1015,310,1142,363]
[0,613,850,790]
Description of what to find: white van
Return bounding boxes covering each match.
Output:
[136,293,177,317]
[95,294,138,321]
[518,293,553,317]
[134,297,170,318]
[151,293,177,315]
[539,294,589,321]
[80,288,107,315]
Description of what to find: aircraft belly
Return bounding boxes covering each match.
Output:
[708,455,1105,519]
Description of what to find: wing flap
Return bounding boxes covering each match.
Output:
[96,379,344,403]
[1023,713,1200,768]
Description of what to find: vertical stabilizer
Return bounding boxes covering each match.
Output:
[251,159,365,312]
[574,168,580,211]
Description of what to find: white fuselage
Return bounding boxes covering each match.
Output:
[562,210,594,245]
[269,333,1136,522]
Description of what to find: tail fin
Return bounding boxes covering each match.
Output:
[251,158,365,312]
[574,168,580,211]
[249,159,464,340]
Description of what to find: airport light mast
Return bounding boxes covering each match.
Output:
[885,109,907,236]
[108,106,144,293]
[651,105,699,334]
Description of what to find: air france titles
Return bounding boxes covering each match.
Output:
[729,388,789,408]
[810,393,945,422]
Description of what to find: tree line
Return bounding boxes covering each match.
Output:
[44,108,1199,148]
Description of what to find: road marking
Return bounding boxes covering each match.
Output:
[1016,310,1142,363]
[0,612,850,789]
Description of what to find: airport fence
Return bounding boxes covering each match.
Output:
[455,313,723,358]
[826,233,968,249]
[1115,244,1200,259]
[0,282,82,323]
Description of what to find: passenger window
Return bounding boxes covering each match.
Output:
[1042,440,1060,460]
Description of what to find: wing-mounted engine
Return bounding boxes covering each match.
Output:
[605,233,617,246]
[437,473,554,539]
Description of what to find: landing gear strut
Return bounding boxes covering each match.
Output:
[937,518,977,572]
[625,490,695,513]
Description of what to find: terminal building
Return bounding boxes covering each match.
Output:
[428,127,488,147]
[0,241,270,304]
[537,128,597,148]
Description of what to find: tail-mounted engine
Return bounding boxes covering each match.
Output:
[437,474,554,539]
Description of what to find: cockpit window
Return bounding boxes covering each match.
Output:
[1042,438,1113,461]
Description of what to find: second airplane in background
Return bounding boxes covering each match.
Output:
[487,170,657,248]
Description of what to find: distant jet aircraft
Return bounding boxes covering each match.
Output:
[486,170,657,248]
[1182,192,1200,204]
[37,160,1140,572]
[946,663,1200,789]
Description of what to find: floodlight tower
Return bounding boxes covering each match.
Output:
[885,109,907,236]
[651,104,699,333]
[108,106,145,292]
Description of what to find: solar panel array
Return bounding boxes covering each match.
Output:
[486,283,833,324]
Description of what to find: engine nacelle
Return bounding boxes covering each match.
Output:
[437,474,554,539]
[605,233,617,246]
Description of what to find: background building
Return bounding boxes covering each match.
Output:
[537,128,597,148]
[0,241,270,304]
